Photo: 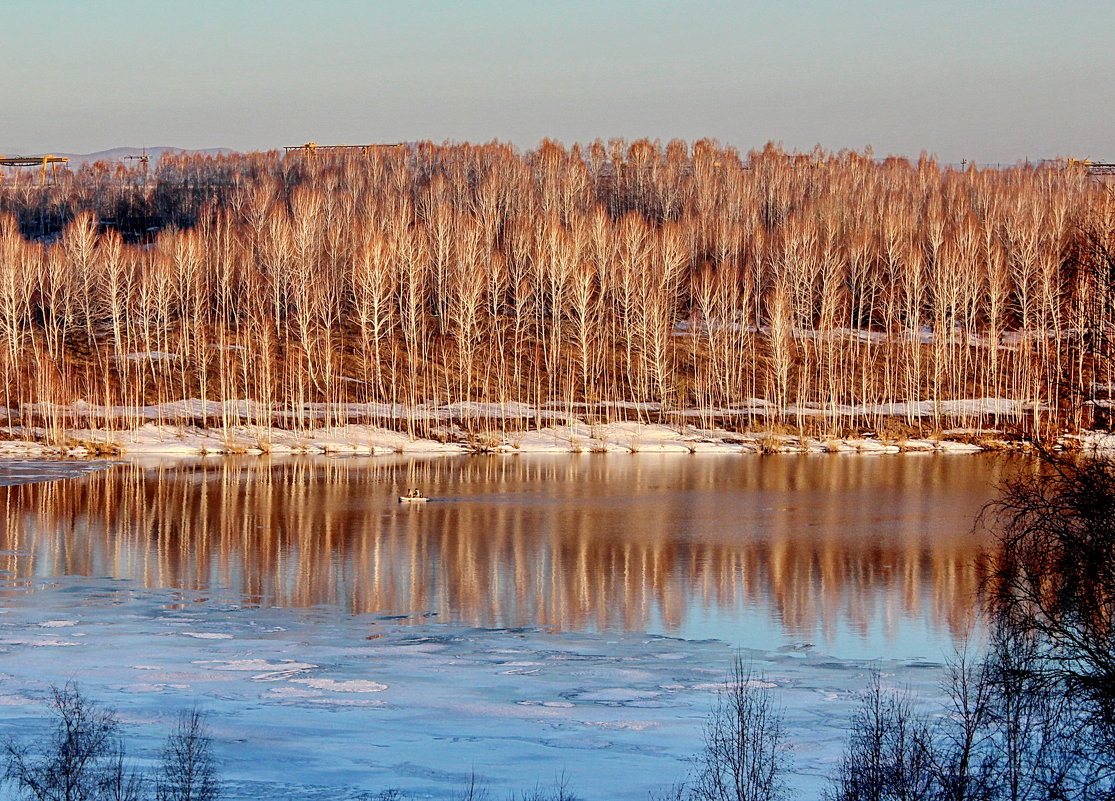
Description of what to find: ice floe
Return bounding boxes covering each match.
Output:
[0,575,964,801]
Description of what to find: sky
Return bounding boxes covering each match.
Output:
[2,0,1112,163]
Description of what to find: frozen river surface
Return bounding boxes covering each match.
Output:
[0,453,1017,799]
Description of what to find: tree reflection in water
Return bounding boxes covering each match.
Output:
[0,454,1014,649]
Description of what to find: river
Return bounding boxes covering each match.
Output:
[0,453,1020,799]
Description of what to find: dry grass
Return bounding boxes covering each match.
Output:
[757,434,787,454]
[464,432,502,454]
[62,438,121,456]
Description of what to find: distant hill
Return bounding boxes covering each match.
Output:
[25,147,235,167]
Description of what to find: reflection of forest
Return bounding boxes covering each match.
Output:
[0,456,1011,641]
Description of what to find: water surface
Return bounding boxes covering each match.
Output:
[0,453,1017,659]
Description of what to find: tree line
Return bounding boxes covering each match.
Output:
[1,141,1111,442]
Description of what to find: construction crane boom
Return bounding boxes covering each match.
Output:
[1067,157,1115,176]
[0,154,69,185]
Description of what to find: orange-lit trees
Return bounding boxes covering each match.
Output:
[0,142,1108,444]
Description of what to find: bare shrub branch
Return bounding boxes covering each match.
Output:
[155,708,219,801]
[688,657,791,801]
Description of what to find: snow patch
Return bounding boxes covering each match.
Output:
[194,659,316,680]
[572,688,663,704]
[290,678,388,693]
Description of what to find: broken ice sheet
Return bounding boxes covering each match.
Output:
[0,577,954,801]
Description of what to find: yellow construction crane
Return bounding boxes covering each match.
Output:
[1067,157,1115,176]
[0,154,69,185]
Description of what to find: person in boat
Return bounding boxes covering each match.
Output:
[409,488,422,498]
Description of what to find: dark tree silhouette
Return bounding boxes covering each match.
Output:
[2,683,140,801]
[155,709,219,801]
[988,450,1115,794]
[688,657,791,801]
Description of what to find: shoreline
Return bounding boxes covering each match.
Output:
[4,400,1109,470]
[4,396,1087,459]
[0,425,1005,489]
[0,419,999,460]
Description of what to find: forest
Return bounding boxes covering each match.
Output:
[1,140,1112,444]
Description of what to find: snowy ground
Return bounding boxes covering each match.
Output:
[0,576,956,801]
[3,418,987,457]
[0,396,1052,456]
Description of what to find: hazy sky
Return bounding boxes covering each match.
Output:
[3,0,1112,163]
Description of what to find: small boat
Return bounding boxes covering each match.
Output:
[398,495,428,503]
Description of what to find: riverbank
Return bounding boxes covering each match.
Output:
[1,419,996,458]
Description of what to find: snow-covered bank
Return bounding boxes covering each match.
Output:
[0,576,957,801]
[1065,431,1115,453]
[2,419,991,457]
[2,395,1075,457]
